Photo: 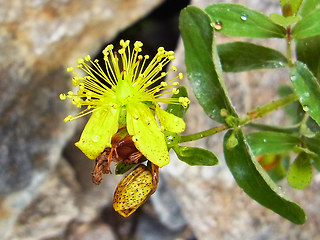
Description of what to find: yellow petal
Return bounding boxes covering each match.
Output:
[155,105,186,133]
[113,164,153,217]
[75,107,120,159]
[126,103,169,167]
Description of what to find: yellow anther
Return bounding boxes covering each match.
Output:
[144,55,149,60]
[172,88,179,94]
[167,51,174,56]
[172,82,179,86]
[85,55,91,61]
[160,82,168,87]
[77,58,84,64]
[64,115,73,122]
[118,48,125,54]
[66,67,74,72]
[59,93,67,100]
[179,97,190,108]
[179,73,183,79]
[105,44,114,51]
[171,66,177,72]
[134,41,143,50]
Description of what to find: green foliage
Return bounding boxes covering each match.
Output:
[292,8,320,39]
[288,153,313,189]
[177,0,320,225]
[173,146,218,166]
[299,0,320,17]
[296,35,320,79]
[204,4,286,38]
[290,61,320,126]
[224,129,305,224]
[246,131,300,155]
[217,42,288,72]
[179,6,237,123]
[269,13,301,27]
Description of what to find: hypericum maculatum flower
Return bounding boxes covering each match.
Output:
[60,40,190,168]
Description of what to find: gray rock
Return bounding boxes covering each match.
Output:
[0,0,162,237]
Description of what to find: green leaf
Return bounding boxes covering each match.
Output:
[267,155,290,182]
[278,85,305,124]
[296,35,320,79]
[292,8,320,39]
[269,13,301,27]
[303,133,320,171]
[290,61,320,126]
[218,42,288,72]
[115,163,136,175]
[224,129,306,224]
[166,86,189,118]
[179,6,237,123]
[288,153,313,189]
[299,0,320,17]
[204,4,286,38]
[246,131,300,156]
[173,146,219,166]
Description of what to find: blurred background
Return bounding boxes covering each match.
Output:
[1,0,320,239]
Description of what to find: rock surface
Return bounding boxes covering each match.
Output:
[0,0,161,238]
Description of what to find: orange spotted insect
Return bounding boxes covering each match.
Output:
[113,163,159,217]
[91,128,146,185]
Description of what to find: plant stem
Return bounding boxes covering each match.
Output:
[180,124,228,143]
[180,93,299,143]
[241,93,299,124]
[286,27,294,67]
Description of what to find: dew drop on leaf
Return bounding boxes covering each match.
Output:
[214,21,223,30]
[240,14,248,21]
[303,105,309,112]
[290,75,297,81]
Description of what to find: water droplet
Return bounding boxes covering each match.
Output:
[290,75,297,81]
[263,139,267,143]
[214,21,223,30]
[303,92,310,98]
[240,14,248,21]
[303,105,309,112]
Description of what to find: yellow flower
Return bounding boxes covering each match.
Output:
[60,40,190,167]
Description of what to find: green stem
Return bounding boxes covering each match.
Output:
[241,93,299,124]
[180,124,228,143]
[180,93,299,143]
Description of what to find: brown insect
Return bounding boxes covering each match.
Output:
[91,128,146,185]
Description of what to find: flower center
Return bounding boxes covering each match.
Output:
[115,79,135,106]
